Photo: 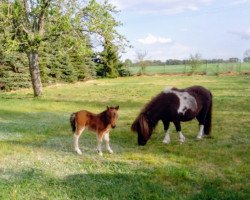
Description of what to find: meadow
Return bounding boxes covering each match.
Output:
[0,75,249,199]
[129,62,250,75]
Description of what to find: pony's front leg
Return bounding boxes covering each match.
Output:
[104,132,113,154]
[196,125,204,139]
[96,133,104,156]
[174,121,185,143]
[163,129,171,144]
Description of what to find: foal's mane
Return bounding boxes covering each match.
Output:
[98,106,118,126]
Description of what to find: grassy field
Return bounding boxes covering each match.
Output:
[129,63,250,75]
[0,75,250,199]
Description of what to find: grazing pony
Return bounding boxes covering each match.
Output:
[131,86,212,145]
[70,106,119,155]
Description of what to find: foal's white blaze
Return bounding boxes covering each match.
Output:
[197,125,204,139]
[164,88,197,115]
[163,129,171,144]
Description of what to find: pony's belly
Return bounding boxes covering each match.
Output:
[176,111,196,122]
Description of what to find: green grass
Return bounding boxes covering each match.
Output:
[129,63,250,75]
[0,75,250,199]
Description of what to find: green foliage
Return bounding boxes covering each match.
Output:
[96,40,119,78]
[0,51,31,91]
[0,0,127,92]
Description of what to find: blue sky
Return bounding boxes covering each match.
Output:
[107,0,250,61]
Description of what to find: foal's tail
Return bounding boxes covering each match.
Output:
[70,113,76,133]
[204,93,213,135]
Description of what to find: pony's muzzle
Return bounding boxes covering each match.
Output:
[138,140,147,146]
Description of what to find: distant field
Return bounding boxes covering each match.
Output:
[0,75,250,199]
[129,62,250,75]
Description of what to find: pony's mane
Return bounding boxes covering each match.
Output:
[139,92,163,115]
[131,92,163,132]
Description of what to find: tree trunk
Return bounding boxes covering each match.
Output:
[28,52,43,96]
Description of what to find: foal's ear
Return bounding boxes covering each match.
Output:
[115,106,119,110]
[107,106,110,110]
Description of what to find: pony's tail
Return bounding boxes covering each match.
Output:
[70,113,76,133]
[204,94,212,135]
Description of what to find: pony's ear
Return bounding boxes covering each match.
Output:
[107,106,110,110]
[115,106,119,110]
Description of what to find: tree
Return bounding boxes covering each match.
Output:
[124,59,133,67]
[136,50,148,75]
[96,39,119,77]
[243,49,250,62]
[188,53,202,74]
[0,0,126,96]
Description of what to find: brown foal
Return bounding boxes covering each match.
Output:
[70,106,119,155]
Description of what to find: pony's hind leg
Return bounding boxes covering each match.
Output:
[103,132,113,154]
[196,125,204,139]
[196,111,206,139]
[173,121,185,143]
[74,126,85,155]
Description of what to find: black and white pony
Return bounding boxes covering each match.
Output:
[131,86,212,145]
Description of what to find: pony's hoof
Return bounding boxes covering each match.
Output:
[196,135,203,140]
[162,139,170,144]
[75,149,82,155]
[179,137,185,143]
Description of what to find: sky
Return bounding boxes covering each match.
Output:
[106,0,250,61]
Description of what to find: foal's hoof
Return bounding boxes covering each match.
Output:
[75,149,82,155]
[96,149,103,156]
[108,149,114,154]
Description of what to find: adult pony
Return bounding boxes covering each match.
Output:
[131,86,212,145]
[70,106,119,155]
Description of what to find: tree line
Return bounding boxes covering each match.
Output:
[130,55,250,67]
[0,0,130,95]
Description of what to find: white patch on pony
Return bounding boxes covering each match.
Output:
[164,88,197,115]
[197,125,204,139]
[163,129,171,144]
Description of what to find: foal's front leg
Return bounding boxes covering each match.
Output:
[96,133,104,156]
[103,132,113,154]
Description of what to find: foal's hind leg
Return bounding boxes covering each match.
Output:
[103,131,113,154]
[74,126,85,155]
[173,121,185,143]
